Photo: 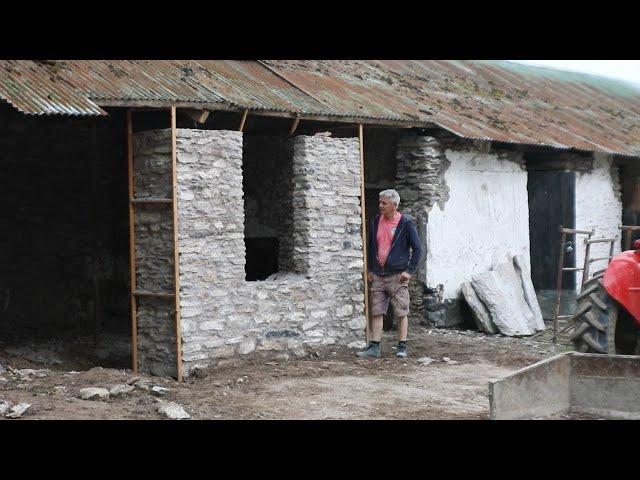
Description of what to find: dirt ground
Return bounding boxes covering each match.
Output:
[0,325,573,420]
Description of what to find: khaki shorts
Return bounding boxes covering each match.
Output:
[370,273,410,318]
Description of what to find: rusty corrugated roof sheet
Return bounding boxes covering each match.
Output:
[1,60,640,157]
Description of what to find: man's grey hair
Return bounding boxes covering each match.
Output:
[379,189,400,207]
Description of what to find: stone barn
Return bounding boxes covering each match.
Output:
[1,60,639,380]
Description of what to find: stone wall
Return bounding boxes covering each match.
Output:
[0,106,129,339]
[395,135,449,324]
[132,129,177,377]
[575,153,622,287]
[176,130,365,376]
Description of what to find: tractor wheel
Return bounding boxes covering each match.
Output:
[571,275,640,355]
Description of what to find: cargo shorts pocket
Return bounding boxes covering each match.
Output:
[391,279,410,317]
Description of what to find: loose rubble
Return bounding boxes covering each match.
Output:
[158,402,190,420]
[79,388,110,400]
[109,384,135,398]
[151,386,170,397]
[5,402,31,418]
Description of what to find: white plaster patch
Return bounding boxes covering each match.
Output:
[575,153,622,288]
[427,150,530,299]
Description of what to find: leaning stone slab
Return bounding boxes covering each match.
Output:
[471,271,532,336]
[461,282,498,334]
[492,261,536,334]
[79,388,110,401]
[513,254,545,332]
[5,402,31,418]
[158,402,190,420]
[0,400,10,415]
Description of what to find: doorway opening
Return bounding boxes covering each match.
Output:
[0,104,131,370]
[526,157,576,320]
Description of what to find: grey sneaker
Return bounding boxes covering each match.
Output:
[356,343,380,358]
[396,346,407,358]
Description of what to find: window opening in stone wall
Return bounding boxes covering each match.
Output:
[242,133,295,281]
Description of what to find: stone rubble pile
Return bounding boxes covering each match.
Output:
[461,254,545,337]
[0,399,31,418]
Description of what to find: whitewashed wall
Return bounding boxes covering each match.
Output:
[575,153,622,287]
[426,149,531,299]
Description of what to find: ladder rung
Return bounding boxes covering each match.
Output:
[562,267,583,272]
[557,315,574,320]
[588,256,612,263]
[585,238,616,244]
[133,290,175,299]
[561,228,593,235]
[130,197,173,205]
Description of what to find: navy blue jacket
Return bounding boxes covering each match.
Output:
[369,213,423,276]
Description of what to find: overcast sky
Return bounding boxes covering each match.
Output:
[509,60,640,86]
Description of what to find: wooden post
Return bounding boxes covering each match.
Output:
[359,124,370,343]
[289,115,300,136]
[90,120,100,346]
[126,109,138,372]
[170,107,183,383]
[553,226,567,344]
[238,109,249,132]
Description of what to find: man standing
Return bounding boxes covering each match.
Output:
[357,189,423,359]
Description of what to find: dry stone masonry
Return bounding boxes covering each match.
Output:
[133,129,177,378]
[174,130,365,376]
[394,134,450,325]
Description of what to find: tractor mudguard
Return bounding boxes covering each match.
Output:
[603,247,640,327]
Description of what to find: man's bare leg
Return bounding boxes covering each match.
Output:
[396,315,408,342]
[370,315,384,342]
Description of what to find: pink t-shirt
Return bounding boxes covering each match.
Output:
[376,212,402,267]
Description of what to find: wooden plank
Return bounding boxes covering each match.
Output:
[130,197,173,205]
[585,237,617,244]
[560,227,593,235]
[126,109,138,373]
[238,109,249,132]
[359,124,370,343]
[133,290,176,299]
[95,100,434,128]
[170,106,183,383]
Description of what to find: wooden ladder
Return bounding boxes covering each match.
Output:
[553,227,618,343]
[552,226,593,343]
[126,108,183,382]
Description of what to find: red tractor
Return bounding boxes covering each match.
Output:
[572,239,640,354]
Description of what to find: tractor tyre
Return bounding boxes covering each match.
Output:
[571,275,640,355]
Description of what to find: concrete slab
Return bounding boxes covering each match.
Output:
[461,282,498,334]
[471,270,532,336]
[488,354,570,420]
[489,352,640,420]
[513,254,545,332]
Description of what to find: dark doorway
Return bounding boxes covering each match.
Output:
[527,169,576,291]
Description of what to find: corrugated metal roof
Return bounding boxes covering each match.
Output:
[263,60,640,157]
[1,60,640,157]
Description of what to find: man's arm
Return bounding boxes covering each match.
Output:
[405,219,423,275]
